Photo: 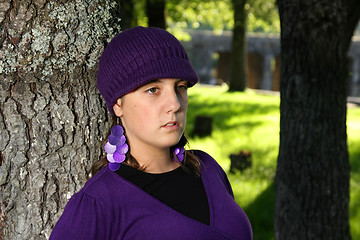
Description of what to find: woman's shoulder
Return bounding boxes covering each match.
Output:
[50,168,119,239]
[190,149,234,196]
[190,150,223,170]
[190,149,213,161]
[77,166,131,203]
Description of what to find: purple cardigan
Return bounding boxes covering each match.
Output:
[50,150,252,240]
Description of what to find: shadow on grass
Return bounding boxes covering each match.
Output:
[350,142,360,174]
[350,187,360,238]
[349,140,360,239]
[244,182,275,240]
[239,143,360,240]
[187,94,279,132]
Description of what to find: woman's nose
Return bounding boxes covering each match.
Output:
[166,90,181,113]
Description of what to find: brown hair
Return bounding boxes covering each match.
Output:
[89,116,201,178]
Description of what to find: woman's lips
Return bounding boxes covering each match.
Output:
[162,121,179,129]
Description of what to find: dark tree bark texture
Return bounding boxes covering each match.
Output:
[229,0,247,92]
[0,1,120,239]
[119,0,135,30]
[275,0,360,239]
[146,0,166,29]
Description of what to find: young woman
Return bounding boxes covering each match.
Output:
[50,26,252,240]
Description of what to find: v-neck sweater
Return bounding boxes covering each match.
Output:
[115,163,210,225]
[50,150,252,240]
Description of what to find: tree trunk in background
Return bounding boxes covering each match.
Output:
[229,0,247,92]
[119,0,135,30]
[0,1,120,239]
[275,0,360,239]
[146,0,166,29]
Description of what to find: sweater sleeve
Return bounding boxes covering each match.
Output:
[50,192,113,240]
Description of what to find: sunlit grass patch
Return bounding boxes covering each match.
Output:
[348,107,360,238]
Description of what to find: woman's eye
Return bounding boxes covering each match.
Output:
[177,85,188,91]
[146,87,159,94]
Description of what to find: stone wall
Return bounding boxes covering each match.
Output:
[183,30,360,97]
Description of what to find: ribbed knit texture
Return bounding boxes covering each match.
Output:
[97,26,198,115]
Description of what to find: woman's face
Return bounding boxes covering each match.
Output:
[113,78,188,153]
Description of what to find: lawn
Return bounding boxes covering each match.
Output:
[186,84,360,240]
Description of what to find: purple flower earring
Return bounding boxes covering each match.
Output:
[174,147,185,162]
[173,135,187,162]
[105,125,129,171]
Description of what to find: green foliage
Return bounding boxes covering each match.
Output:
[133,0,147,26]
[129,0,280,34]
[167,0,234,33]
[166,0,280,34]
[186,84,360,240]
[246,0,280,33]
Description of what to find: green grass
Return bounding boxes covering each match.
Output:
[186,84,360,240]
[348,105,360,239]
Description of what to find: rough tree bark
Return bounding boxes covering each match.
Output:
[229,0,247,92]
[275,0,360,239]
[0,1,120,239]
[146,0,166,29]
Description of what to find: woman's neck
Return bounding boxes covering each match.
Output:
[129,146,180,173]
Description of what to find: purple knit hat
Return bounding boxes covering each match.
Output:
[97,26,199,115]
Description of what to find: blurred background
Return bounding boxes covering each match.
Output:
[117,0,360,97]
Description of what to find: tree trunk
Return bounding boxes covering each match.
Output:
[275,0,360,239]
[146,0,166,29]
[0,1,120,239]
[229,0,247,92]
[118,0,135,30]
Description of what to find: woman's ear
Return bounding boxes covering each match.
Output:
[113,98,123,117]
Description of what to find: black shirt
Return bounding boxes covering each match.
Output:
[115,163,210,225]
